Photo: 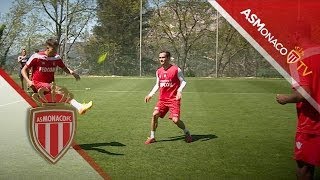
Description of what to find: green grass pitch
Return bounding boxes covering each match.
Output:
[14,76,320,179]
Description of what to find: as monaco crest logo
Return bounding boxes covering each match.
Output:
[28,83,76,164]
[287,46,304,64]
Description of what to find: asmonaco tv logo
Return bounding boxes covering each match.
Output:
[28,83,76,164]
[287,47,304,64]
[240,8,288,56]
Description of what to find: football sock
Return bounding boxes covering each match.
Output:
[183,128,190,135]
[70,99,82,110]
[150,131,155,139]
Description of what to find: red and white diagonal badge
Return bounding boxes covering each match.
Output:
[209,0,320,113]
[29,107,76,164]
[28,84,76,164]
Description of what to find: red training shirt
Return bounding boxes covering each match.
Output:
[26,51,66,83]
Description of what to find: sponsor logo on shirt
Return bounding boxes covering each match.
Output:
[160,80,173,87]
[296,141,302,149]
[39,67,56,72]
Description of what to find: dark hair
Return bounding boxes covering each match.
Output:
[46,38,59,48]
[159,50,171,58]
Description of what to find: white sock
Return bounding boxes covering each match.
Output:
[70,99,82,110]
[183,128,190,135]
[150,131,155,139]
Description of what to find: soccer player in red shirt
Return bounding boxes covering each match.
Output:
[144,51,192,144]
[276,24,320,179]
[21,38,92,115]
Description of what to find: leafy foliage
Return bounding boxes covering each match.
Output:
[0,0,30,68]
[2,0,278,77]
[145,0,215,74]
[87,0,146,75]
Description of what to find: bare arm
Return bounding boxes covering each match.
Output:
[176,68,187,100]
[21,65,33,87]
[276,86,309,105]
[61,67,80,81]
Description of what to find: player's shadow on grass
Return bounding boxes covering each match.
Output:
[75,142,126,156]
[157,134,218,143]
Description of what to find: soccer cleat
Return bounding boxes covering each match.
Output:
[144,137,156,144]
[78,101,93,115]
[185,134,192,143]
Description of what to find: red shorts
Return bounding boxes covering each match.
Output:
[31,81,52,92]
[294,132,320,166]
[154,99,180,119]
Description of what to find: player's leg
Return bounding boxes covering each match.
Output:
[20,78,24,90]
[54,86,93,115]
[296,160,314,180]
[169,100,192,143]
[19,69,24,90]
[145,101,168,144]
[294,133,320,179]
[151,111,160,132]
[171,117,192,143]
[145,111,159,144]
[32,81,50,93]
[26,69,31,91]
[69,99,93,115]
[34,82,93,114]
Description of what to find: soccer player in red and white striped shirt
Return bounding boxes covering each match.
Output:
[144,51,192,144]
[21,38,92,115]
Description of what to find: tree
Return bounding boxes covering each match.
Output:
[0,0,30,68]
[0,0,95,72]
[145,0,275,77]
[0,24,5,48]
[0,25,4,39]
[146,0,216,73]
[34,0,95,59]
[88,0,148,75]
[208,18,268,77]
